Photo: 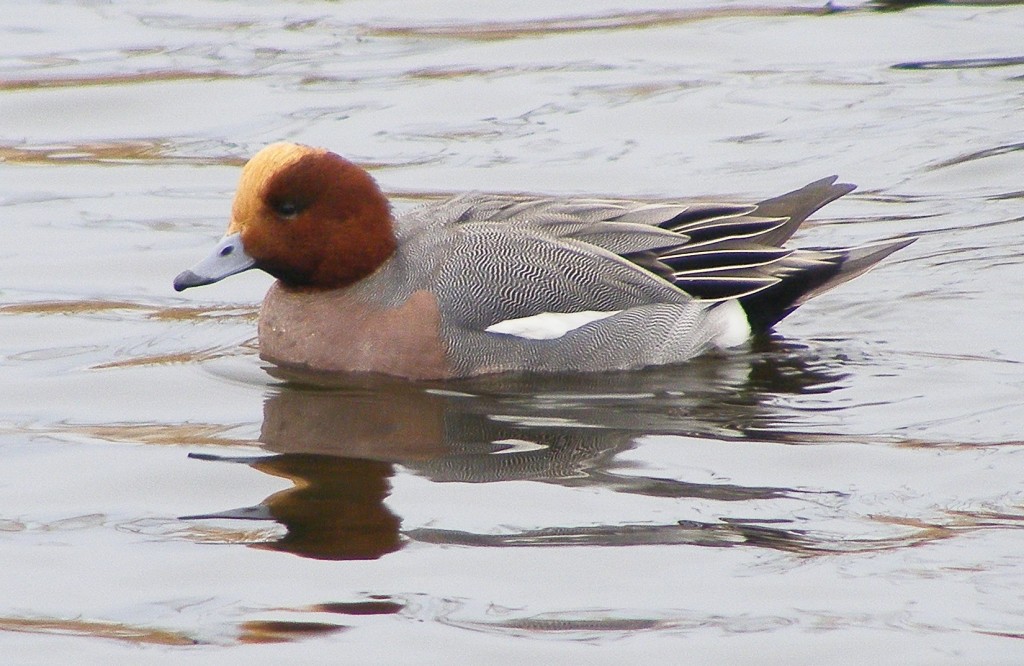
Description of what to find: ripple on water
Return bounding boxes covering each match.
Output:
[2,0,1024,661]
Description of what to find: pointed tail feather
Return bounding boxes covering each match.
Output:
[752,176,857,247]
[797,237,917,304]
[738,237,916,331]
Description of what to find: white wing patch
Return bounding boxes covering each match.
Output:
[490,438,549,454]
[484,310,621,340]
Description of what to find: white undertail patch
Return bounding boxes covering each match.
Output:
[485,310,621,340]
[712,299,752,348]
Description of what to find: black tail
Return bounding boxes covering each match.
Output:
[737,238,915,331]
[652,177,915,331]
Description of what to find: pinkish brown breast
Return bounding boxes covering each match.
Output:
[258,282,453,380]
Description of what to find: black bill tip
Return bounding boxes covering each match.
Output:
[173,270,212,292]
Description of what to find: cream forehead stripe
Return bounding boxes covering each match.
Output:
[231,143,321,226]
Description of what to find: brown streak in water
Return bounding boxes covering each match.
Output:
[869,515,958,542]
[237,620,347,644]
[176,524,283,545]
[90,349,243,370]
[0,300,148,315]
[63,422,251,447]
[0,300,256,322]
[363,6,844,41]
[0,300,256,369]
[0,142,249,167]
[407,65,520,80]
[309,600,405,616]
[405,63,610,80]
[0,616,201,646]
[892,438,1024,451]
[0,70,235,91]
[944,509,1024,529]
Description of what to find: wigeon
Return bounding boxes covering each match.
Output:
[174,143,913,379]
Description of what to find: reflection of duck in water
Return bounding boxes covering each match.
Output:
[187,344,851,560]
[188,453,400,561]
[174,143,912,379]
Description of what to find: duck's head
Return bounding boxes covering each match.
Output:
[174,143,396,292]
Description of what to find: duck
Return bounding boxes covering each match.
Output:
[174,142,914,380]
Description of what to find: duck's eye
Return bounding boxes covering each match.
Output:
[270,199,302,219]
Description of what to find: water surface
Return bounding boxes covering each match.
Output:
[2,1,1024,662]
